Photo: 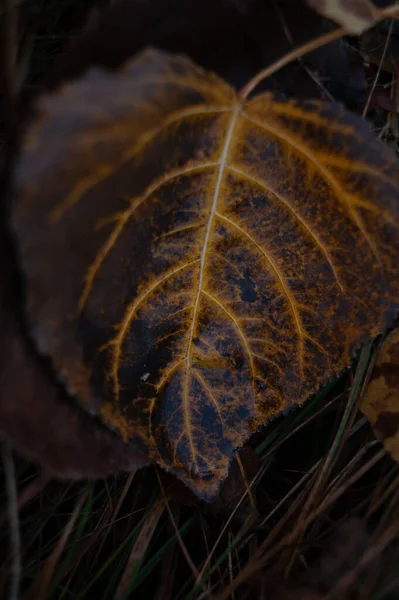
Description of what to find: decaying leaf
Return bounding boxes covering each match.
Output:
[307,0,379,34]
[360,327,399,461]
[12,49,399,498]
[0,253,150,479]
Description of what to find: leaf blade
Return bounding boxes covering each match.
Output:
[13,49,399,498]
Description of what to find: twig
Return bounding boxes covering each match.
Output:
[156,469,200,580]
[35,489,87,600]
[239,27,346,100]
[271,0,334,100]
[240,2,399,100]
[363,14,395,117]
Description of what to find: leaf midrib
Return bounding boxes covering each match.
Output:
[181,103,241,472]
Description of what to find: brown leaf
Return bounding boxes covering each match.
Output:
[307,0,379,34]
[12,49,399,498]
[0,253,150,479]
[360,327,399,461]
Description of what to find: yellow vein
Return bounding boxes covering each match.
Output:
[266,101,395,167]
[50,105,232,222]
[351,197,399,232]
[171,430,186,467]
[252,353,284,377]
[247,337,279,350]
[186,107,240,362]
[314,152,395,185]
[264,101,355,135]
[202,290,255,382]
[183,104,240,470]
[78,162,217,312]
[215,211,305,377]
[226,164,344,292]
[238,317,283,339]
[243,113,382,266]
[106,259,200,399]
[197,336,226,358]
[269,102,399,184]
[151,305,194,328]
[157,222,204,239]
[192,371,224,428]
[156,358,187,394]
[213,252,245,279]
[146,328,187,352]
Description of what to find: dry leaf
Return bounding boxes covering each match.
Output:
[0,253,150,479]
[360,327,399,461]
[307,0,379,34]
[12,49,399,498]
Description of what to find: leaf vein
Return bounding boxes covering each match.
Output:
[183,104,240,474]
[105,260,200,399]
[226,164,344,292]
[215,211,305,376]
[242,112,382,266]
[192,371,224,428]
[202,289,255,379]
[78,162,217,312]
[50,105,231,222]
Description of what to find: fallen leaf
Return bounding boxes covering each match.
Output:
[0,248,150,479]
[307,0,379,34]
[12,49,399,498]
[360,327,399,461]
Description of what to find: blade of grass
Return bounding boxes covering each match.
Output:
[49,484,94,597]
[114,496,164,600]
[90,472,136,566]
[307,344,373,506]
[77,489,159,599]
[130,515,196,593]
[29,487,88,600]
[283,344,373,573]
[154,502,180,600]
[156,469,199,580]
[214,446,386,600]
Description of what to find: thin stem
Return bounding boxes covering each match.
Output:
[239,27,346,100]
[363,12,395,117]
[240,2,399,100]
